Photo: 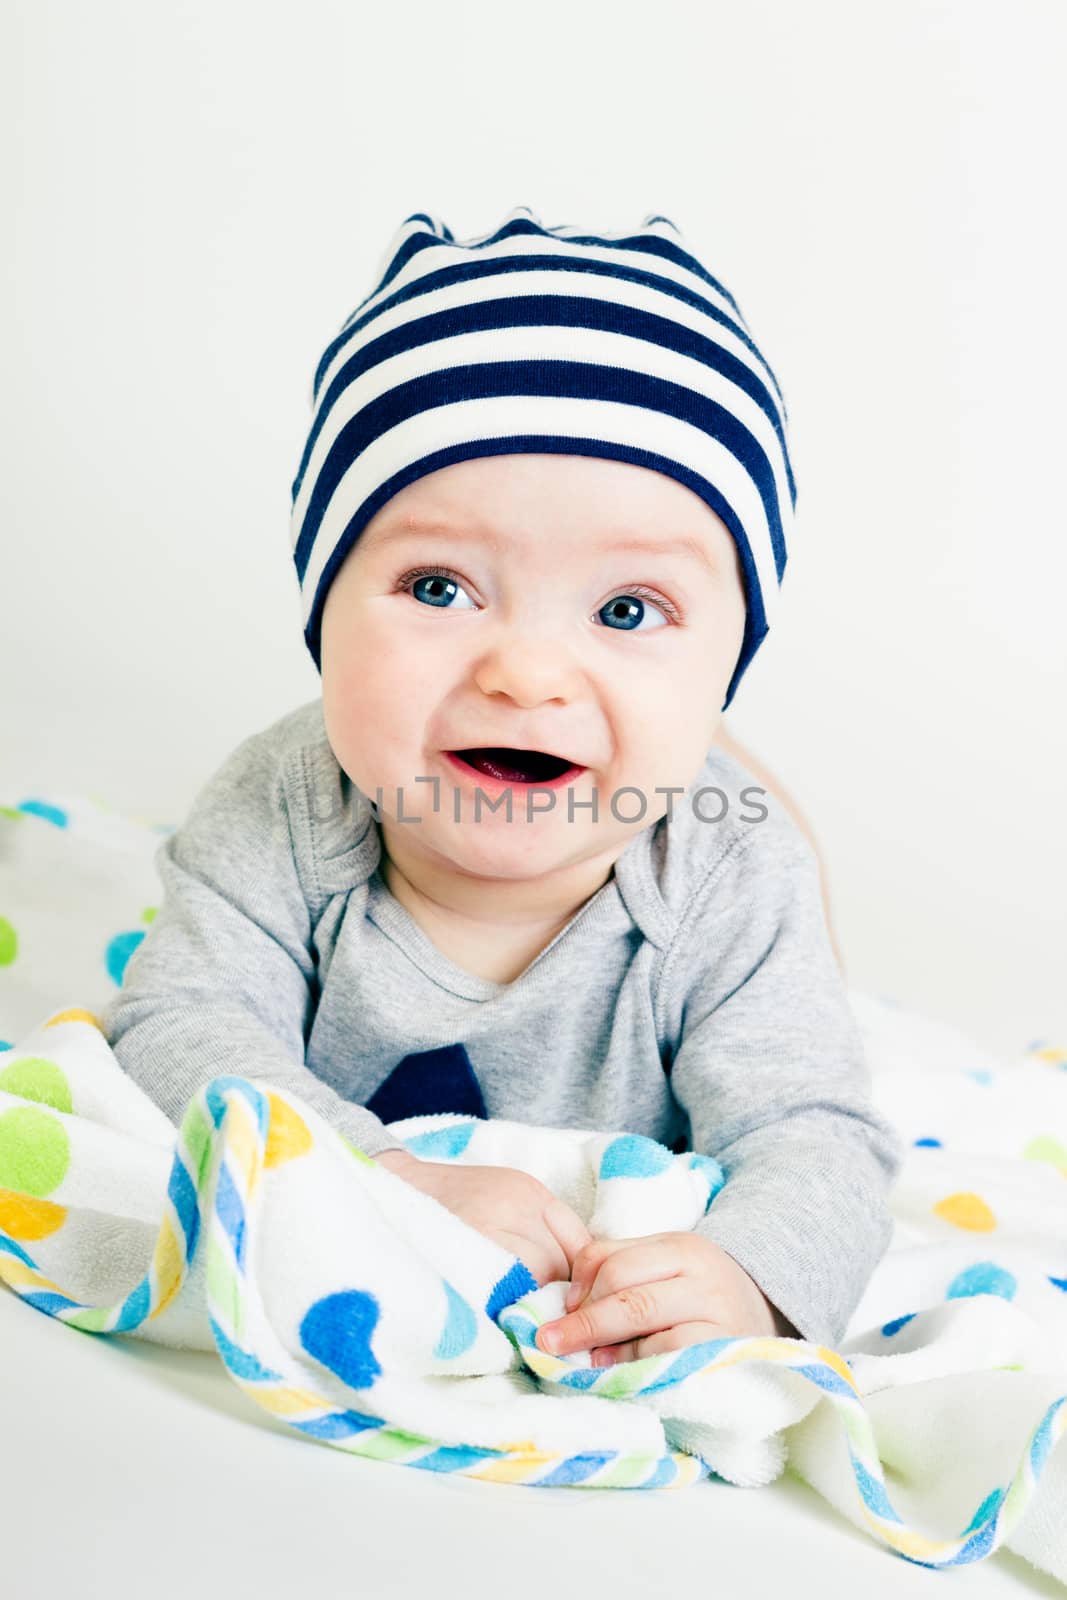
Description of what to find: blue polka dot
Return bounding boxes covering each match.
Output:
[1048,1276,1067,1293]
[964,1069,994,1086]
[16,799,68,828]
[434,1280,478,1359]
[913,1137,942,1148]
[881,1313,916,1337]
[0,1041,11,1052]
[300,1289,382,1390]
[486,1260,536,1321]
[600,1134,673,1179]
[401,1122,476,1161]
[105,929,145,985]
[947,1262,1017,1302]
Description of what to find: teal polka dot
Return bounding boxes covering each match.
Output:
[434,1280,478,1359]
[688,1152,725,1205]
[105,929,145,985]
[600,1134,673,1179]
[401,1122,475,1161]
[16,799,68,828]
[947,1262,1018,1302]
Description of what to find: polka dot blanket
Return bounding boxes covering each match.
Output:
[1,794,1066,1581]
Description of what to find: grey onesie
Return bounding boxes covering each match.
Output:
[101,698,903,1347]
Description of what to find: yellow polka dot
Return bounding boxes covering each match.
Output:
[1034,1046,1067,1067]
[44,1009,102,1031]
[498,1439,538,1454]
[264,1094,313,1168]
[933,1191,996,1231]
[0,1188,67,1239]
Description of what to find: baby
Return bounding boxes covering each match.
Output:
[102,207,902,1365]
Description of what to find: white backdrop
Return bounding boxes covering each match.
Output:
[2,0,1064,1058]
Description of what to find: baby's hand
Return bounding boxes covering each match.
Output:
[535,1232,799,1364]
[374,1151,591,1289]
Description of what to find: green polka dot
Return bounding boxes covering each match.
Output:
[0,1105,71,1196]
[0,1056,73,1113]
[142,906,158,924]
[1023,1135,1067,1167]
[0,917,17,966]
[0,806,23,822]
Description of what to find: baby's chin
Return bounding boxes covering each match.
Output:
[384,809,619,882]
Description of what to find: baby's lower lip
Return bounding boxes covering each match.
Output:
[442,750,587,790]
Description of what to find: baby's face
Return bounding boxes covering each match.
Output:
[320,453,745,882]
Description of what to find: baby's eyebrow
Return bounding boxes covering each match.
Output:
[371,518,719,578]
[605,534,720,579]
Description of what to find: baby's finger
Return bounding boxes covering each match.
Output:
[492,1229,565,1290]
[541,1196,593,1274]
[564,1236,629,1311]
[589,1340,637,1366]
[577,1237,687,1313]
[538,1273,702,1357]
[591,1320,730,1367]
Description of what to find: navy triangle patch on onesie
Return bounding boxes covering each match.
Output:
[365,1043,488,1124]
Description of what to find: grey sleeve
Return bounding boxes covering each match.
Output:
[99,729,408,1161]
[662,825,903,1349]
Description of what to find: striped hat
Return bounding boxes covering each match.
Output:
[289,206,796,710]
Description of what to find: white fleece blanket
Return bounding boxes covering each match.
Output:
[1,793,1066,1581]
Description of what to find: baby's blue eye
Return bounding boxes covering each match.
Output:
[405,571,671,629]
[596,593,670,632]
[409,573,477,610]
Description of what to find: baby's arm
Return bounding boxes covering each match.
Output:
[664,815,903,1349]
[100,728,408,1161]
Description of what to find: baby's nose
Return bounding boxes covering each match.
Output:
[473,629,583,707]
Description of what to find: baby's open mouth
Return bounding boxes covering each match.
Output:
[448,748,583,784]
